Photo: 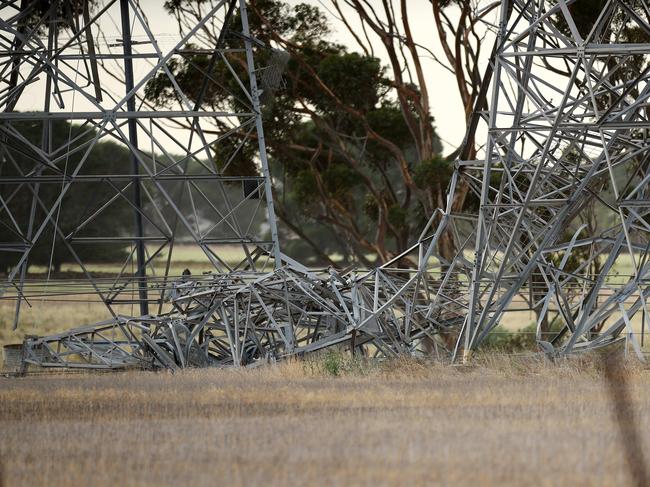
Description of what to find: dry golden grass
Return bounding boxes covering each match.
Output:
[0,299,137,349]
[1,355,649,486]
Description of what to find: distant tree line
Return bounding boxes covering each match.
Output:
[0,120,132,273]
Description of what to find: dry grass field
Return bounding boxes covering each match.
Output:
[1,355,649,486]
[1,250,649,486]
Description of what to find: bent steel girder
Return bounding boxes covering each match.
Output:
[456,0,650,360]
[0,0,281,326]
[17,263,432,369]
[17,190,469,371]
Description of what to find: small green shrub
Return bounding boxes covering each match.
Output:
[323,350,343,376]
[302,350,377,377]
[482,317,565,352]
[482,324,536,352]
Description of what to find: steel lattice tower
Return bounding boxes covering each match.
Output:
[0,0,281,326]
[455,0,650,359]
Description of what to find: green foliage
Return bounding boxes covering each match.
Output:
[482,324,538,352]
[17,1,98,35]
[322,349,342,376]
[363,193,379,220]
[413,156,453,190]
[287,3,332,44]
[387,205,408,231]
[304,349,375,377]
[144,46,240,110]
[322,163,361,197]
[212,138,260,178]
[166,0,331,45]
[552,0,650,87]
[143,58,183,107]
[551,0,609,39]
[312,53,383,112]
[289,163,362,206]
[482,318,565,352]
[247,1,332,45]
[291,169,317,206]
[366,103,415,149]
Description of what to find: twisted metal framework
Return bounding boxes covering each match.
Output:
[455,0,650,360]
[19,257,449,369]
[5,0,650,371]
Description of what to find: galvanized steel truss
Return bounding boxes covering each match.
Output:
[456,0,650,361]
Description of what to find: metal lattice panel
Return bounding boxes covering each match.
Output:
[453,0,650,360]
[0,0,281,324]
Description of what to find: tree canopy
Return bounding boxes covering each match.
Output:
[155,0,451,265]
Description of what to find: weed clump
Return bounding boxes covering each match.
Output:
[303,350,378,377]
[482,318,565,352]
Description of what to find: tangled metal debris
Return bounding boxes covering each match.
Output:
[19,246,458,369]
[3,0,650,371]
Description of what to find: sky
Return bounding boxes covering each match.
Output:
[300,0,477,155]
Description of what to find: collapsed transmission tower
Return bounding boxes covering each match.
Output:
[454,0,650,361]
[2,0,649,371]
